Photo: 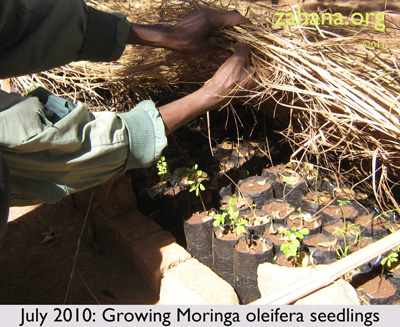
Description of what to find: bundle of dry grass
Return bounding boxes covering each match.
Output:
[11,0,400,209]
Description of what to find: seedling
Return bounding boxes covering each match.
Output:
[337,199,351,255]
[297,207,310,227]
[333,222,360,259]
[213,198,248,236]
[378,251,399,292]
[213,211,227,227]
[225,198,248,236]
[280,227,310,267]
[380,251,399,269]
[178,164,207,212]
[156,156,171,183]
[369,209,399,235]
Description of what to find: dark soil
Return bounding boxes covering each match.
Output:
[302,192,331,206]
[323,220,360,237]
[262,228,286,246]
[351,270,397,304]
[186,211,214,224]
[322,205,359,219]
[275,254,294,267]
[286,217,322,231]
[303,234,340,251]
[215,230,243,241]
[261,201,295,220]
[238,180,271,194]
[235,238,272,254]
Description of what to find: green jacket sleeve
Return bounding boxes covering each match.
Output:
[0,0,131,78]
[0,93,167,206]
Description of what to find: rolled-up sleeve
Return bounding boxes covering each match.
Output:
[118,100,168,169]
[0,92,167,205]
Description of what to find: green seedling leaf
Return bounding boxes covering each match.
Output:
[213,212,227,227]
[228,198,236,207]
[381,252,399,267]
[156,156,171,183]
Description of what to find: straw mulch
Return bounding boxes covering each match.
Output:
[11,0,400,210]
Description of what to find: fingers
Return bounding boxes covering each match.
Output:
[231,43,255,90]
[186,8,251,30]
[230,43,250,74]
[233,43,250,60]
[217,10,252,28]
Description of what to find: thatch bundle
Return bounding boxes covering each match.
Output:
[11,0,400,209]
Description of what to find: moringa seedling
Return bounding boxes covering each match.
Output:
[178,164,207,212]
[280,227,310,266]
[213,198,248,236]
[337,199,351,253]
[156,156,171,183]
[378,251,399,292]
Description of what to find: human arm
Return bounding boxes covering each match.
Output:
[158,43,252,134]
[0,0,250,78]
[127,9,250,54]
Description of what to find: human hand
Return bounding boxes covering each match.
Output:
[203,42,253,101]
[164,8,251,54]
[158,42,253,135]
[128,9,250,54]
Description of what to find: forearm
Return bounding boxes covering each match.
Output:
[128,23,170,48]
[159,42,251,135]
[158,85,221,135]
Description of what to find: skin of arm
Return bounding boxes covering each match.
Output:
[127,9,251,54]
[159,43,252,135]
[126,9,253,135]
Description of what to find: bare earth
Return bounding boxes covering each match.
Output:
[0,199,158,304]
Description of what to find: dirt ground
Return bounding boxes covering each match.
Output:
[0,199,158,304]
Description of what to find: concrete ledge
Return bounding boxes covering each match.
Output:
[93,206,163,243]
[92,205,238,302]
[71,179,239,304]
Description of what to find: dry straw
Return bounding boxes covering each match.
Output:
[12,0,400,209]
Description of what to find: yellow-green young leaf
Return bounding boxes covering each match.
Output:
[200,184,205,191]
[301,228,310,235]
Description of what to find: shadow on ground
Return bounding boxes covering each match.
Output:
[0,199,158,304]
